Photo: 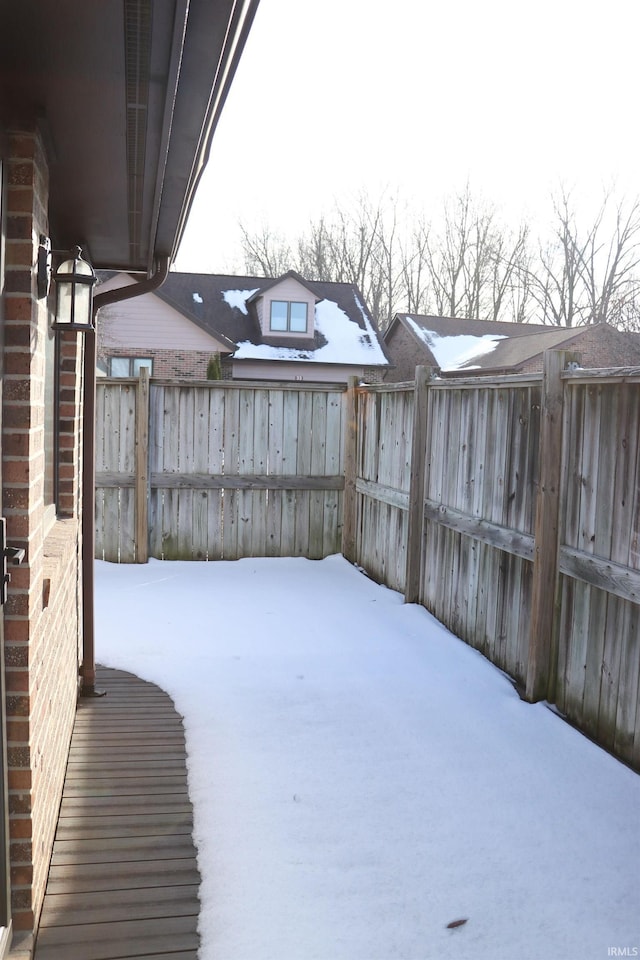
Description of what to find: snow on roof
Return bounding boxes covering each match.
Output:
[405,316,505,370]
[222,288,259,315]
[234,297,388,365]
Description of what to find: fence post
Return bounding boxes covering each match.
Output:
[135,367,150,563]
[342,376,359,564]
[405,366,432,603]
[526,349,575,701]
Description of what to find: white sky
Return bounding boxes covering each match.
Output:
[95,556,640,960]
[175,0,640,274]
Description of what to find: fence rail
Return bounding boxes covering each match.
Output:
[95,360,640,771]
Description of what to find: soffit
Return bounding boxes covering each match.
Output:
[0,0,259,272]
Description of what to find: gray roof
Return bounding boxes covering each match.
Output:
[99,270,389,366]
[386,314,640,373]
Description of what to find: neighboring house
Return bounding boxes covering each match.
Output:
[97,269,389,384]
[383,314,640,380]
[0,1,258,955]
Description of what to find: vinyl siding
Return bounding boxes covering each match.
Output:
[231,360,368,383]
[97,278,228,352]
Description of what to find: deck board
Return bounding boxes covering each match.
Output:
[34,666,202,960]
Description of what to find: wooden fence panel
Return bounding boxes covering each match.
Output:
[237,387,257,558]
[352,385,413,592]
[556,380,640,765]
[221,386,241,559]
[147,382,165,559]
[283,390,301,555]
[294,390,313,557]
[265,388,285,557]
[251,388,269,556]
[97,379,346,564]
[95,381,138,562]
[191,385,213,559]
[118,382,137,562]
[309,391,327,558]
[418,381,541,687]
[95,363,640,771]
[206,387,225,559]
[323,390,344,555]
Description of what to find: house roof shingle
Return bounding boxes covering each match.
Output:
[99,271,389,368]
[386,314,640,374]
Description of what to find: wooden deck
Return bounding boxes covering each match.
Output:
[34,666,201,960]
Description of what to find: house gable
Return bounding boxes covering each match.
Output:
[97,273,235,378]
[383,316,437,380]
[98,273,233,352]
[252,276,319,345]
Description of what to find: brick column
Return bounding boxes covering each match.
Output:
[2,129,50,931]
[2,128,84,933]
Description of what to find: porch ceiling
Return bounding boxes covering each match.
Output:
[0,0,259,273]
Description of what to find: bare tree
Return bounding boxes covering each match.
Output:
[368,196,407,329]
[419,186,530,323]
[424,189,472,317]
[575,194,640,324]
[398,217,432,315]
[239,222,292,277]
[607,291,640,331]
[489,223,532,322]
[238,184,640,331]
[525,189,640,326]
[295,217,335,280]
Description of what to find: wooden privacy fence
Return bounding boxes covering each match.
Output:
[344,357,640,771]
[95,376,346,562]
[95,357,640,770]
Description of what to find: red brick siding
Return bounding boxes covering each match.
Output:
[363,366,385,384]
[57,336,84,518]
[3,128,83,933]
[383,323,431,382]
[100,347,218,380]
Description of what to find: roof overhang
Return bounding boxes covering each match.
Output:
[0,0,259,273]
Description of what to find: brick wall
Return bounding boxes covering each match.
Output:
[363,366,385,384]
[383,323,430,381]
[101,346,218,380]
[57,336,84,518]
[3,128,84,933]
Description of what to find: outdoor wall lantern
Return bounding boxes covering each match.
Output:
[51,245,97,332]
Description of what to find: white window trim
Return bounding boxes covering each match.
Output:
[108,356,154,377]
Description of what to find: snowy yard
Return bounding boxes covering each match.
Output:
[95,555,639,960]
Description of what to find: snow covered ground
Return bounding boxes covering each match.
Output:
[95,555,640,960]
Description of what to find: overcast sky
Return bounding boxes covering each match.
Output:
[175,0,640,274]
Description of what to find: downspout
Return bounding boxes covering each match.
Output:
[80,256,170,696]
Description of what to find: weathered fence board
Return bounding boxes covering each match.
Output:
[95,382,139,562]
[350,384,413,592]
[553,379,640,764]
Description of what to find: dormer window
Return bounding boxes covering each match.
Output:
[270,300,308,333]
